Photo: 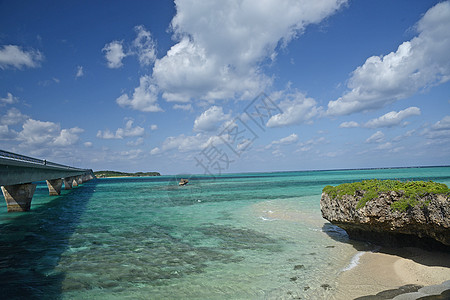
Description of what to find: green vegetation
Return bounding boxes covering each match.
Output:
[94,170,161,178]
[322,179,450,211]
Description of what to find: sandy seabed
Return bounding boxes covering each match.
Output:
[334,247,450,299]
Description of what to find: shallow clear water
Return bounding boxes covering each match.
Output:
[1,167,449,299]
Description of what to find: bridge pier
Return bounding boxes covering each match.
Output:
[1,183,37,212]
[46,178,63,196]
[63,177,73,189]
[77,176,83,185]
[72,177,79,187]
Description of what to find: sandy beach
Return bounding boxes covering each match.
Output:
[334,247,450,299]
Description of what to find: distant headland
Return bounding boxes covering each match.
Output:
[94,171,161,178]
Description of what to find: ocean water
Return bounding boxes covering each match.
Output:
[1,167,449,299]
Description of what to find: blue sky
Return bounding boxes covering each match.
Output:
[1,0,449,175]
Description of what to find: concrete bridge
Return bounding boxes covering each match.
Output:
[0,150,95,212]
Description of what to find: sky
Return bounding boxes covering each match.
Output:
[0,0,449,175]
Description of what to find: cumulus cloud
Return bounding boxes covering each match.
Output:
[161,133,207,152]
[0,124,13,140]
[53,127,84,146]
[366,131,385,143]
[364,107,421,128]
[132,25,157,66]
[0,45,43,69]
[103,41,127,68]
[157,132,225,153]
[17,119,83,147]
[0,92,18,105]
[150,124,158,130]
[327,1,450,115]
[266,91,319,127]
[1,108,29,125]
[193,106,231,132]
[97,120,145,139]
[84,141,93,147]
[152,0,347,103]
[116,75,163,112]
[103,25,156,70]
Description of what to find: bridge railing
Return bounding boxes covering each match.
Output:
[0,149,86,171]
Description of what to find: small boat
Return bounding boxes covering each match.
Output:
[179,179,189,186]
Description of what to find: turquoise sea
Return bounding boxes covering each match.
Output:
[1,167,449,299]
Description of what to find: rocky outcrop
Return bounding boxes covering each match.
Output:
[321,190,450,249]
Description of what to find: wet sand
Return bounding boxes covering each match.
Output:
[334,247,450,299]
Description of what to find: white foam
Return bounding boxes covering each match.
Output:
[341,252,365,272]
[259,216,276,221]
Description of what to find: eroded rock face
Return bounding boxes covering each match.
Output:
[320,191,450,249]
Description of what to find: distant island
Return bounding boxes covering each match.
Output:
[94,171,161,178]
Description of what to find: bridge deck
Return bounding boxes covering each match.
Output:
[0,150,93,186]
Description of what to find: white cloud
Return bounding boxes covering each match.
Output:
[102,41,127,68]
[0,45,43,70]
[364,107,421,128]
[0,125,9,137]
[150,147,161,155]
[432,115,450,130]
[151,0,347,103]
[76,66,84,78]
[295,136,327,152]
[17,119,83,148]
[339,121,359,128]
[97,120,145,139]
[366,131,385,143]
[327,1,450,115]
[116,75,163,112]
[266,133,298,149]
[53,127,84,146]
[424,115,450,140]
[193,105,231,132]
[127,137,144,146]
[84,141,93,147]
[161,133,207,152]
[392,129,416,142]
[173,103,193,111]
[0,92,18,105]
[132,25,157,66]
[0,124,16,140]
[339,107,421,129]
[266,91,319,127]
[1,108,28,128]
[150,124,158,130]
[119,149,145,160]
[376,142,393,150]
[158,133,224,153]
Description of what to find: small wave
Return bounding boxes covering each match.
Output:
[259,216,276,221]
[341,252,365,271]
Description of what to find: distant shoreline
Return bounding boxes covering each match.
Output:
[94,171,161,178]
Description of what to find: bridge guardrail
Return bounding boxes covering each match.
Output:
[0,149,86,171]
